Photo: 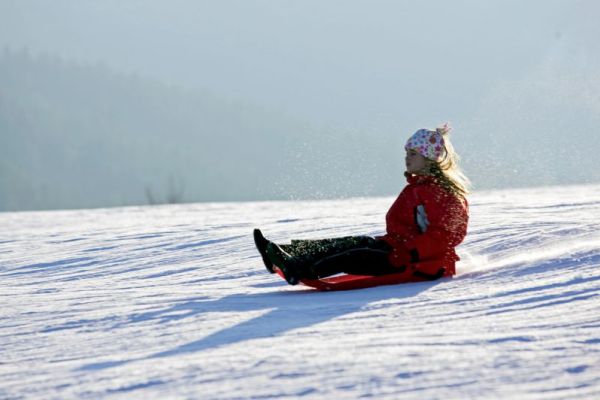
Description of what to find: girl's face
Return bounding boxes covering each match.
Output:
[405,148,429,174]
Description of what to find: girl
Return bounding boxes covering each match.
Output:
[254,123,470,285]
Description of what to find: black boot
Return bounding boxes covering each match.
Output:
[266,242,301,285]
[253,229,275,273]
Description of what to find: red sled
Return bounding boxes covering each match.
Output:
[274,266,410,291]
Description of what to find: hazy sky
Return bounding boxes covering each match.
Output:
[2,0,600,206]
[3,0,597,127]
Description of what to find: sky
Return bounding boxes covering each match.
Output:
[1,0,600,209]
[1,0,584,127]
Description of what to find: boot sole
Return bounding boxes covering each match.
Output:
[253,229,275,273]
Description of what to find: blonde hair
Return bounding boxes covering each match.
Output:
[428,123,471,198]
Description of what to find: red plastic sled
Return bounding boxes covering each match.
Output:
[274,266,410,291]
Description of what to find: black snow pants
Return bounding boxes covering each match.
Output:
[279,235,398,279]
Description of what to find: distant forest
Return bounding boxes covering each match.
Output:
[3,48,600,212]
[0,49,396,211]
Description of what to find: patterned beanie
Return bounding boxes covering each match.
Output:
[404,124,450,162]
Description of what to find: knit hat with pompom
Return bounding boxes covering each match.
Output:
[404,122,452,162]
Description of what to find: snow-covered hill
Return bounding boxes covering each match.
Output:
[2,185,600,399]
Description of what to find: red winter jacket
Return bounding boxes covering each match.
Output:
[378,174,469,280]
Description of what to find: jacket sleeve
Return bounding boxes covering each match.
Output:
[403,192,468,262]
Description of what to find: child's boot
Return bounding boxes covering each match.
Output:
[253,229,275,273]
[266,242,302,285]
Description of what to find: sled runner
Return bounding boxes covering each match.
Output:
[274,265,412,291]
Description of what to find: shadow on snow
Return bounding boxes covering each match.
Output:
[78,279,441,371]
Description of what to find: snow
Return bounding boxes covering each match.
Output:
[1,185,600,399]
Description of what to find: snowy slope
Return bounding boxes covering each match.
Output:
[1,185,600,399]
